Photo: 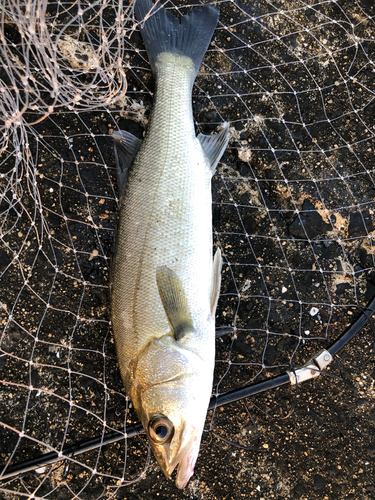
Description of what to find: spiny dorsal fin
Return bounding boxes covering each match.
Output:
[210,248,223,316]
[156,266,195,341]
[112,130,142,196]
[198,123,230,175]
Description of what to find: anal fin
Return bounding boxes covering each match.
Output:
[156,266,195,341]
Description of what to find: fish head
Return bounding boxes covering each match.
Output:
[130,335,214,488]
[138,379,207,489]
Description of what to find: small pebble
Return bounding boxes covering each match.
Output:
[310,307,319,316]
[89,249,99,261]
[99,122,108,134]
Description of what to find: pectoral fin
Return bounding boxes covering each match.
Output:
[112,130,142,196]
[210,248,223,316]
[156,266,195,341]
[198,123,230,175]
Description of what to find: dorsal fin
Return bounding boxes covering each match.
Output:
[198,123,230,175]
[112,130,142,196]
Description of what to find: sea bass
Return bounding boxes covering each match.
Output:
[111,0,229,489]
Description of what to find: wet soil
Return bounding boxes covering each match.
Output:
[1,0,375,499]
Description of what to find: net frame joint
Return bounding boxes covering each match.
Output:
[288,349,333,385]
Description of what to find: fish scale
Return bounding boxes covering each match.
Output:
[112,53,213,368]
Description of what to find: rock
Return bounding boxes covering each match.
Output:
[336,283,351,295]
[292,481,306,497]
[233,340,252,356]
[329,467,339,477]
[98,121,108,134]
[289,200,331,240]
[348,210,374,238]
[264,345,277,365]
[313,474,326,489]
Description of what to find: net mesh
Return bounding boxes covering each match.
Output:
[1,0,375,498]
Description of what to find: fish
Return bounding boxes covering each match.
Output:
[111,0,229,489]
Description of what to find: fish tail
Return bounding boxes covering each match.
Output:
[134,0,219,78]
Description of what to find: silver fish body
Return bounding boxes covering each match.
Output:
[111,0,228,488]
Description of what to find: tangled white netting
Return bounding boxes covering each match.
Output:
[1,0,375,498]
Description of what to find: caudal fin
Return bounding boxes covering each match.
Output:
[134,0,219,78]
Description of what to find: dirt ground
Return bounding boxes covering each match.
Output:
[1,0,375,498]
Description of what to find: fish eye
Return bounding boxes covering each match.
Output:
[148,415,174,444]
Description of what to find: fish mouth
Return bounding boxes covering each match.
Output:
[174,439,200,489]
[152,424,200,489]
